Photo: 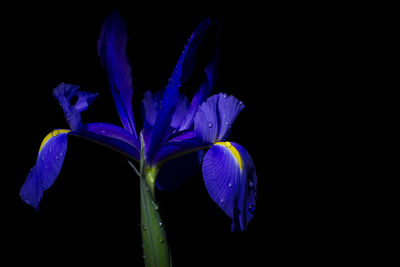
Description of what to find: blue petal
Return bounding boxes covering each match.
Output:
[152,130,206,165]
[193,94,220,144]
[53,83,98,131]
[180,22,220,131]
[146,19,211,163]
[73,122,140,161]
[202,142,257,231]
[98,11,138,138]
[194,93,244,144]
[20,129,70,210]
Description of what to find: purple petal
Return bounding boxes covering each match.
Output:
[98,11,137,138]
[202,142,257,231]
[20,129,70,210]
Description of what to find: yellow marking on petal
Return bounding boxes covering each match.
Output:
[215,141,243,172]
[39,129,70,153]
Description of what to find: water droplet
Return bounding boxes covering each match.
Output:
[239,101,243,105]
[208,122,213,128]
[219,198,225,204]
[158,237,164,243]
[60,152,64,156]
[142,224,147,231]
[228,183,232,188]
[223,93,227,98]
[158,221,163,227]
[225,121,229,126]
[56,155,59,160]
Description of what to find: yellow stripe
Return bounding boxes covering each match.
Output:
[39,129,70,153]
[215,141,243,172]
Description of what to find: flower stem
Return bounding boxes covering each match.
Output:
[139,166,172,267]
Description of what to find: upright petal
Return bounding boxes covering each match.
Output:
[194,93,244,144]
[53,83,98,131]
[146,18,211,163]
[180,22,220,131]
[20,129,70,210]
[98,11,137,138]
[202,142,257,231]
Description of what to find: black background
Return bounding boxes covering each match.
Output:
[2,3,359,266]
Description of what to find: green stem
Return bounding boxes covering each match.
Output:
[139,166,172,267]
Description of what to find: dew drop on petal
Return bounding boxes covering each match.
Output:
[219,198,225,204]
[56,155,59,160]
[208,122,213,128]
[228,183,232,188]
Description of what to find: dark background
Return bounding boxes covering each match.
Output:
[2,3,359,266]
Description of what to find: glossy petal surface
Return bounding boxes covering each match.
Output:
[146,18,211,163]
[20,130,70,210]
[202,142,257,231]
[194,93,244,144]
[98,10,137,137]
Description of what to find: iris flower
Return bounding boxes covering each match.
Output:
[20,11,257,266]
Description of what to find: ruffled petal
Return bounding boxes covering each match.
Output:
[202,142,257,231]
[53,83,98,131]
[194,93,244,144]
[97,10,137,138]
[20,129,70,210]
[193,94,220,144]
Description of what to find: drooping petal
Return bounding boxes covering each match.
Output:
[202,142,257,231]
[53,83,98,131]
[20,129,70,210]
[98,10,137,138]
[146,19,211,163]
[194,93,244,144]
[156,150,203,191]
